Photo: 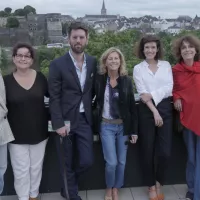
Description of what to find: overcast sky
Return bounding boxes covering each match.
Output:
[0,0,199,19]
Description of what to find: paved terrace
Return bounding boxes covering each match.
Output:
[1,184,188,200]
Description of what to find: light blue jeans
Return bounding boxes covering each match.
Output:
[0,144,7,195]
[100,122,128,188]
[183,128,200,200]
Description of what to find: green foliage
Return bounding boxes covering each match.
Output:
[36,47,69,76]
[0,49,9,73]
[13,8,26,16]
[6,16,19,28]
[0,11,8,17]
[85,29,142,75]
[0,27,196,78]
[40,59,50,77]
[24,5,36,15]
[4,7,12,14]
[37,29,143,76]
[1,5,36,17]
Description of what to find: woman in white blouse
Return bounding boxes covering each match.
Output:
[133,35,173,200]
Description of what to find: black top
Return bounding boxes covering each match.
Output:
[106,77,120,119]
[3,72,49,144]
[93,74,138,136]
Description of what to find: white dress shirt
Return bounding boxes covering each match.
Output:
[133,60,173,106]
[102,78,112,119]
[69,50,87,112]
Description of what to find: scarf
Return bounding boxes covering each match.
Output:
[173,61,200,135]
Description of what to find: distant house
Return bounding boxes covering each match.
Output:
[61,15,74,23]
[185,26,195,31]
[81,0,120,24]
[152,19,175,31]
[176,15,192,23]
[0,17,7,27]
[192,15,200,30]
[138,15,158,28]
[93,23,105,33]
[167,25,182,34]
[175,15,192,28]
[105,22,118,32]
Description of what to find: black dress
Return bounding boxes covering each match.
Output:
[3,71,49,144]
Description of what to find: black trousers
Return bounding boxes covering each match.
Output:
[55,113,94,200]
[138,98,173,187]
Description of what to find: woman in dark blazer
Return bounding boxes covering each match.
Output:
[93,47,138,200]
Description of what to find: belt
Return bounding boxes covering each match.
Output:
[102,118,123,124]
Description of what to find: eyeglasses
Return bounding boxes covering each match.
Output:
[15,54,32,60]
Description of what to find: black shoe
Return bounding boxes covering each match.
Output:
[71,198,82,200]
[186,191,194,200]
[60,189,82,200]
[60,188,66,198]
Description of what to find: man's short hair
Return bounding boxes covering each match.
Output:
[68,21,88,37]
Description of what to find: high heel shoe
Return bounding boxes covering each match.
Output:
[156,183,164,200]
[157,193,164,200]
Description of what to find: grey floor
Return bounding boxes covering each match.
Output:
[1,184,188,200]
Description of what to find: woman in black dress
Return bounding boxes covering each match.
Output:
[4,43,49,200]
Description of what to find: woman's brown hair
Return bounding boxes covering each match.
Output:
[12,42,35,60]
[172,35,200,62]
[135,35,164,60]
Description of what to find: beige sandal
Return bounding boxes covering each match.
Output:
[105,196,112,200]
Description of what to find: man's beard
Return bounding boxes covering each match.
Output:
[70,44,86,54]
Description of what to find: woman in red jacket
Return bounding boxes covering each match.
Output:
[172,35,200,200]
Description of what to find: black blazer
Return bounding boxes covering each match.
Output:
[93,73,138,136]
[48,52,97,130]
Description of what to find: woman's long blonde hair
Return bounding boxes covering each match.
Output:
[99,47,127,76]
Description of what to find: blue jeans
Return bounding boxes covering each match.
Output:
[0,144,7,195]
[100,122,128,188]
[183,128,200,200]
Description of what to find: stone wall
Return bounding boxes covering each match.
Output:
[0,28,31,47]
[46,13,63,43]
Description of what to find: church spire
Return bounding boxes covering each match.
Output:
[101,0,107,15]
[102,0,106,9]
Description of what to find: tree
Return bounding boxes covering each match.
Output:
[24,5,36,15]
[4,7,12,15]
[0,11,8,17]
[13,8,26,16]
[40,59,51,77]
[2,27,200,77]
[0,49,9,72]
[6,17,20,28]
[37,46,69,77]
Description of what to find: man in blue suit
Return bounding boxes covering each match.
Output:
[48,22,97,200]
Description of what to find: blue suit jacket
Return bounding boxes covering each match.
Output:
[48,52,97,130]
